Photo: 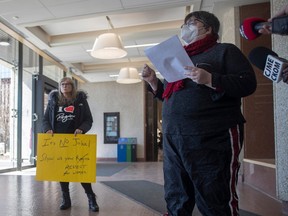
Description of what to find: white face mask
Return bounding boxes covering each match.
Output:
[180,24,206,45]
[181,24,198,45]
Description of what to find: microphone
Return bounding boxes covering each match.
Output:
[240,15,288,40]
[240,17,269,40]
[248,46,288,83]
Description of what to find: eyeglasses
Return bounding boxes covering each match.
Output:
[181,18,204,28]
[61,83,72,87]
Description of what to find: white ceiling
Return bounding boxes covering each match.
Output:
[0,0,267,83]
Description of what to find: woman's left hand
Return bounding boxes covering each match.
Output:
[184,66,212,85]
[74,129,83,135]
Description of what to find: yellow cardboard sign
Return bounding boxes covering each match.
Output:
[36,133,97,183]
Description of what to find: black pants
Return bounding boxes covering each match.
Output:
[163,125,243,216]
[60,182,94,194]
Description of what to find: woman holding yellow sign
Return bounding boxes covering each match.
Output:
[42,77,99,212]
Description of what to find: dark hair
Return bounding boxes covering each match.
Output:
[184,11,220,38]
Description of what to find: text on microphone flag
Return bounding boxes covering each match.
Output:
[264,55,283,83]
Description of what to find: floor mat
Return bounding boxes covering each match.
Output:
[96,163,130,176]
[101,180,166,213]
[100,180,260,216]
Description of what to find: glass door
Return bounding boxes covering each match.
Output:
[21,44,39,167]
[0,60,18,170]
[0,29,19,171]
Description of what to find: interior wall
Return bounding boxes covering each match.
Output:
[221,8,237,43]
[271,0,288,203]
[79,81,145,161]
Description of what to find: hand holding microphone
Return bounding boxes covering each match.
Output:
[240,14,288,39]
[259,4,288,35]
[240,17,270,40]
[258,23,272,35]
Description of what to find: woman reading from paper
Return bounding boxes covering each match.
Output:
[42,77,99,212]
[142,11,257,216]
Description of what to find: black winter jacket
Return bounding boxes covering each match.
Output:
[42,90,93,134]
[150,43,257,135]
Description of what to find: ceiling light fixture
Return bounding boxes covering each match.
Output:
[87,43,159,52]
[116,67,142,84]
[109,74,119,78]
[110,71,161,78]
[90,16,127,59]
[90,33,127,59]
[124,43,159,49]
[0,38,10,46]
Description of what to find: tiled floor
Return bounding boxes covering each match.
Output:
[0,162,284,216]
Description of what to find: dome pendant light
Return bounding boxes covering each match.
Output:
[90,33,127,59]
[90,16,127,59]
[117,67,142,84]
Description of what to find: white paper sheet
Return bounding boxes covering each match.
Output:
[144,35,194,82]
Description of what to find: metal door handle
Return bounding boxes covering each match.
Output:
[32,113,38,122]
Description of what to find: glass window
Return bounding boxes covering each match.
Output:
[43,58,63,83]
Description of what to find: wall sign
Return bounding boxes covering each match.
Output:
[104,112,120,144]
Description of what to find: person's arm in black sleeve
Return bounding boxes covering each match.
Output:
[78,98,93,134]
[142,64,165,101]
[147,79,164,101]
[42,100,53,133]
[211,44,257,98]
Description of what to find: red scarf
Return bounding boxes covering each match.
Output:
[162,34,218,100]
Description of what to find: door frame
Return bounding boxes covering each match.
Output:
[31,56,58,167]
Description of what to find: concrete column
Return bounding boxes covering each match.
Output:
[271,1,288,214]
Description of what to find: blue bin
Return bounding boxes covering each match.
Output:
[117,144,127,162]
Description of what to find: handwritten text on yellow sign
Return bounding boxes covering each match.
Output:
[36,133,97,183]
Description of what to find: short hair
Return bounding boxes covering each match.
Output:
[184,11,220,38]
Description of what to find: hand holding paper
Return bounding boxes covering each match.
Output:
[144,35,194,82]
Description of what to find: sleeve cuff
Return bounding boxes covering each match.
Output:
[211,73,223,92]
